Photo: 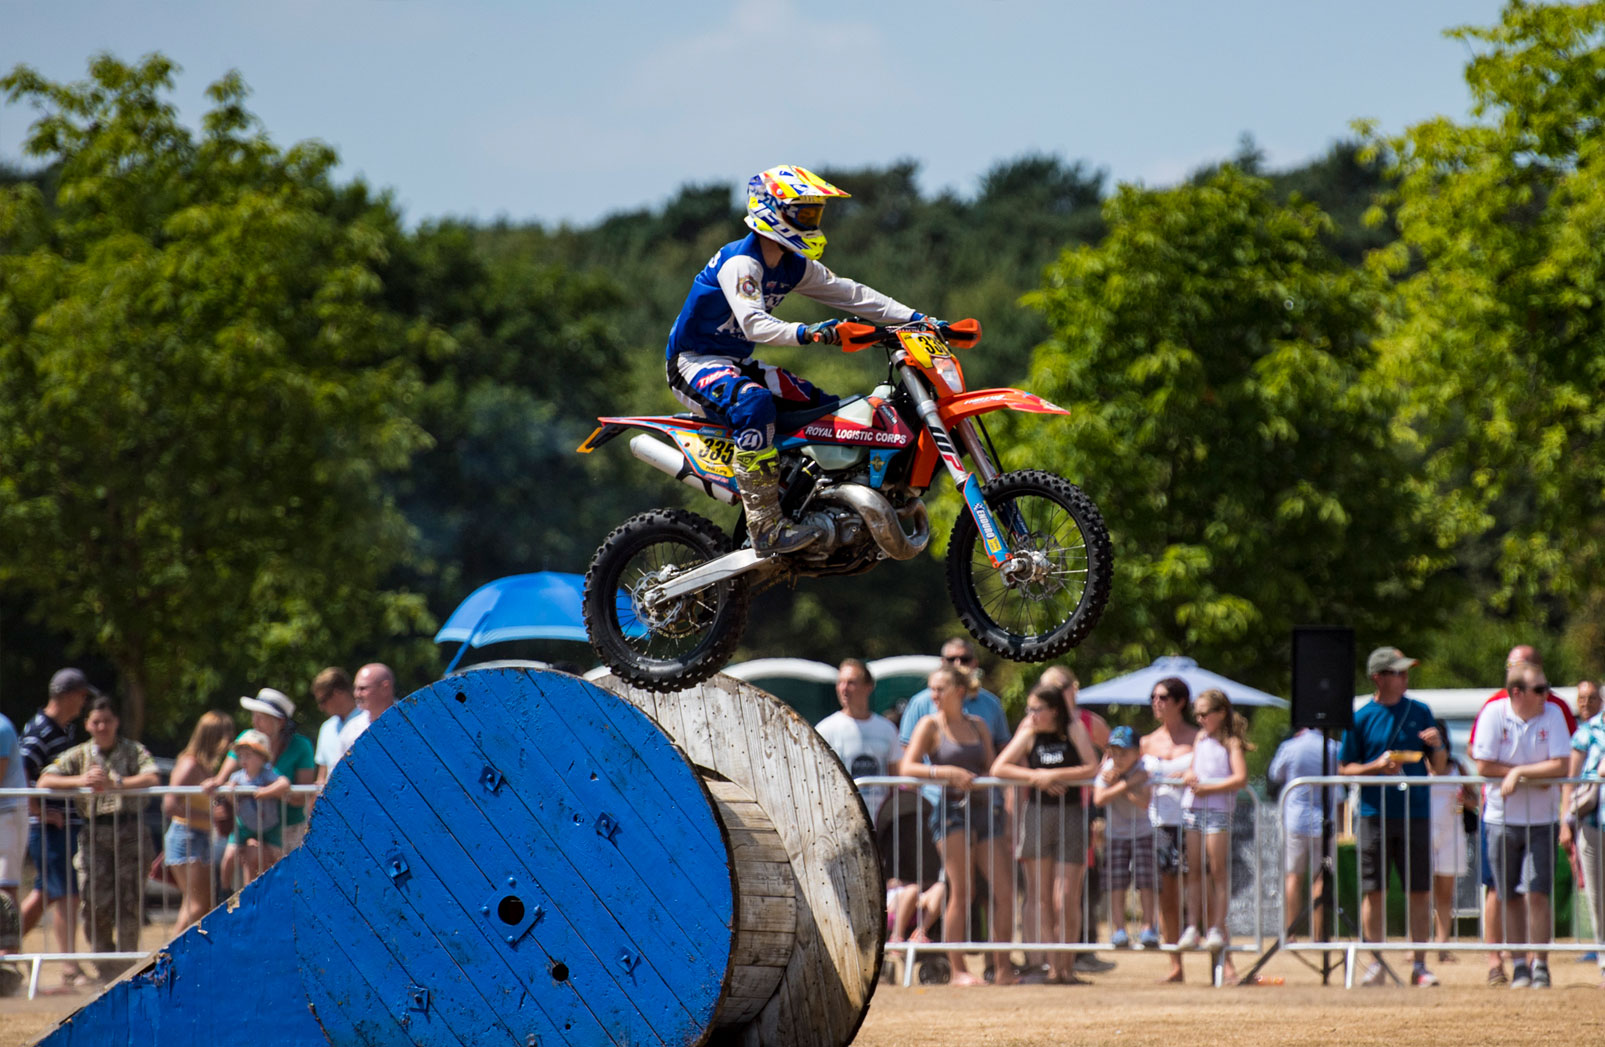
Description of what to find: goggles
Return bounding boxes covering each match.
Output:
[781,201,824,230]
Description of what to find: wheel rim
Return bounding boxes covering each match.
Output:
[966,491,1092,640]
[610,535,731,665]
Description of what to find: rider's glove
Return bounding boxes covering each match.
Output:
[800,320,840,345]
[912,312,947,332]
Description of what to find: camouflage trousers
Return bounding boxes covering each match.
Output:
[78,819,147,981]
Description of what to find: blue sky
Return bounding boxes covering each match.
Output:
[2,1,1506,228]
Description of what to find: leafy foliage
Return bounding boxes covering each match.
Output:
[1021,166,1453,693]
[1366,1,1605,627]
[0,56,434,735]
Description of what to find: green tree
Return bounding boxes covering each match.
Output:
[1022,166,1451,691]
[1366,0,1605,623]
[0,55,435,735]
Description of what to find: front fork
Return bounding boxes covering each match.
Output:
[900,368,1015,569]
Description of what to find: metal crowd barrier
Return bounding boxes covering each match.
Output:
[1277,774,1603,987]
[854,775,1266,988]
[0,784,321,999]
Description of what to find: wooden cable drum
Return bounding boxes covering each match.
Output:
[597,672,884,1047]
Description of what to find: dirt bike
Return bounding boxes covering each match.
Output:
[577,318,1112,691]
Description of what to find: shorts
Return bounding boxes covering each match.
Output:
[1284,832,1333,877]
[1106,834,1158,892]
[1486,822,1557,900]
[0,808,25,889]
[1479,821,1496,889]
[1018,801,1088,862]
[1357,815,1431,894]
[927,795,1003,844]
[163,821,217,867]
[1430,814,1465,878]
[1154,825,1188,878]
[26,821,80,899]
[230,823,284,849]
[1183,807,1231,835]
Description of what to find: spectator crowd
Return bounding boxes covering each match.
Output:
[818,637,1605,990]
[0,662,396,990]
[1,636,1601,995]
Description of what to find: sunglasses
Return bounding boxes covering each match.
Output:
[944,653,976,666]
[1516,682,1551,695]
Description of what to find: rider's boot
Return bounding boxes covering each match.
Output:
[733,447,821,555]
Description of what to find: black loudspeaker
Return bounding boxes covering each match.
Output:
[1291,626,1356,730]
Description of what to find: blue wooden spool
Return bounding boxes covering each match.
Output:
[36,667,877,1047]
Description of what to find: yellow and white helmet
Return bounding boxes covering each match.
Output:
[744,165,850,260]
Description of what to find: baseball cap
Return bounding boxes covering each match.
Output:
[233,729,274,759]
[240,687,295,720]
[48,667,99,697]
[1366,646,1419,676]
[1108,725,1138,749]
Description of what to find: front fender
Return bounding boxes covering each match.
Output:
[907,388,1069,488]
[936,388,1069,426]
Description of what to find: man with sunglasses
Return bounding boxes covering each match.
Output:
[896,639,1008,749]
[1467,644,1575,985]
[1470,661,1572,988]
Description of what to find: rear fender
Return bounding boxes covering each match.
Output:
[578,415,739,490]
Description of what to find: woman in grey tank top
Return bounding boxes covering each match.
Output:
[901,665,1018,985]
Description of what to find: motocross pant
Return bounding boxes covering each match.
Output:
[667,354,835,451]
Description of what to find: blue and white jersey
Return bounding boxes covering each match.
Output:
[666,233,918,361]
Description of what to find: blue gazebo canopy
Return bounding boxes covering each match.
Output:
[435,572,588,672]
[1076,655,1288,709]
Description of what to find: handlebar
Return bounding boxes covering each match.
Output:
[835,317,983,353]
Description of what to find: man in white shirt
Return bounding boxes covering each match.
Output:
[311,667,360,792]
[1470,660,1572,989]
[816,660,901,822]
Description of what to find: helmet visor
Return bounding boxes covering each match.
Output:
[781,202,824,231]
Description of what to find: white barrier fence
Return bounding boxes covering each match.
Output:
[1277,774,1604,987]
[0,784,320,999]
[858,773,1604,988]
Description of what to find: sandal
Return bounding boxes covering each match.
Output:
[60,967,94,990]
[1487,966,1508,987]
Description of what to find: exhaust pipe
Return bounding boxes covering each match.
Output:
[814,484,931,561]
[629,434,738,506]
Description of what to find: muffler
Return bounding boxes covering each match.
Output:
[629,434,739,506]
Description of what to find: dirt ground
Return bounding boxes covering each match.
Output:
[4,938,1603,1046]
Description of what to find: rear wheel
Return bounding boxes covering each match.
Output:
[583,508,750,691]
[946,470,1111,661]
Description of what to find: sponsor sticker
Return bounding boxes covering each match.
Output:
[681,434,735,477]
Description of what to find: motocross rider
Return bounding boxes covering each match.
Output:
[666,165,935,555]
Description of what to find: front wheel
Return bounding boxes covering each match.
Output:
[583,508,751,691]
[946,470,1111,661]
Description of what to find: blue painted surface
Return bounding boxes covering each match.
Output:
[294,667,734,1046]
[38,852,325,1047]
[37,668,738,1047]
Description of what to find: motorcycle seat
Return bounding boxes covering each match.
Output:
[775,397,850,432]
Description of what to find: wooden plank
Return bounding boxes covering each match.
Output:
[368,706,704,1044]
[295,842,513,1046]
[600,673,883,1047]
[445,671,731,921]
[409,672,732,955]
[301,765,576,1047]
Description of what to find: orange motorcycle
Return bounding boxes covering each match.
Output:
[577,318,1111,690]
